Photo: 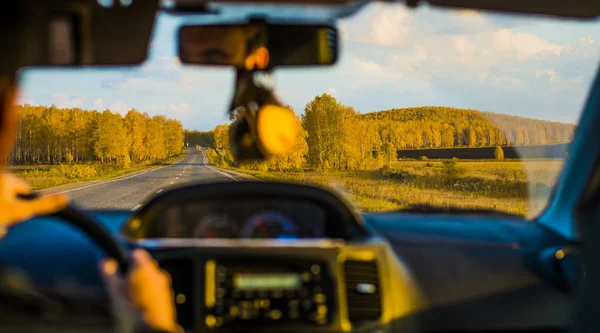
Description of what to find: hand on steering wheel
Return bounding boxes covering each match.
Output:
[101,249,181,333]
[0,172,68,235]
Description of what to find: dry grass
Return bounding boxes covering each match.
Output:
[8,154,184,190]
[236,159,564,218]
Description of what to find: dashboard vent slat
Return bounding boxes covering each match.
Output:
[343,260,382,324]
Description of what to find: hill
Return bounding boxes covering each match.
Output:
[359,106,575,148]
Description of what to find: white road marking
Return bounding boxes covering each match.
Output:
[58,167,161,194]
[131,204,142,211]
[156,189,163,194]
[200,149,238,182]
[55,154,191,195]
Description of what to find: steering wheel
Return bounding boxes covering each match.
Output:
[18,193,130,274]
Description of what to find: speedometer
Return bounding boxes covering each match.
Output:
[194,214,238,238]
[240,211,297,239]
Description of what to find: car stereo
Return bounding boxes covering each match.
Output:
[204,258,334,328]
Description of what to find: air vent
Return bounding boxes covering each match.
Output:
[343,260,382,324]
[159,258,195,329]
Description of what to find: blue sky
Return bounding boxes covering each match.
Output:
[17,3,600,131]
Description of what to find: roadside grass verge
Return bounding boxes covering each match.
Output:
[9,153,185,190]
[204,148,563,217]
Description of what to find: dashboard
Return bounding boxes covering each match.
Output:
[150,199,327,239]
[0,181,583,333]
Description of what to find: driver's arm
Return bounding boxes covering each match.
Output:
[0,85,68,233]
[1,84,180,333]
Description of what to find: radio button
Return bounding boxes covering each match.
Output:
[229,305,239,318]
[205,315,217,328]
[302,300,312,310]
[316,316,327,325]
[269,309,282,320]
[314,293,326,304]
[317,305,328,315]
[288,309,300,319]
[240,309,252,320]
[288,300,299,310]
[301,272,311,282]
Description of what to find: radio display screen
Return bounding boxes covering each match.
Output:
[233,273,301,290]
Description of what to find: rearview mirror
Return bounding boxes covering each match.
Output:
[178,22,338,70]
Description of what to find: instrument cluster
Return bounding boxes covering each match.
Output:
[151,198,327,239]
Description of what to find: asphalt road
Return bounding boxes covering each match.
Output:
[54,150,238,210]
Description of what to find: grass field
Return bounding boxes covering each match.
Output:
[229,159,564,218]
[8,154,184,190]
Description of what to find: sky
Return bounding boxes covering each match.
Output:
[17,3,600,131]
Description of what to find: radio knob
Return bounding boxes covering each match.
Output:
[310,265,321,275]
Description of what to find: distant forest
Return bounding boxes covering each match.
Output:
[9,105,184,166]
[187,94,575,171]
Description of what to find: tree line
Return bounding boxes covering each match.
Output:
[202,93,575,172]
[9,105,184,167]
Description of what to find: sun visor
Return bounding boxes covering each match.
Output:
[0,0,158,77]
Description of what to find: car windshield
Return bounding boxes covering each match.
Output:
[11,3,600,218]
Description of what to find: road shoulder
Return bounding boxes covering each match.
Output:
[37,155,186,195]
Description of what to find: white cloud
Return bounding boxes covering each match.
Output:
[51,93,85,108]
[148,103,167,112]
[492,29,566,60]
[536,68,558,81]
[119,78,166,93]
[491,76,524,87]
[169,103,190,113]
[353,59,386,77]
[369,8,410,47]
[328,88,337,94]
[109,101,129,115]
[93,98,104,110]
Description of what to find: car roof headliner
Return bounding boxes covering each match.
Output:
[174,0,600,19]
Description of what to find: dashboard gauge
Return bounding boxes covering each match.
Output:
[241,211,297,239]
[194,214,238,238]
